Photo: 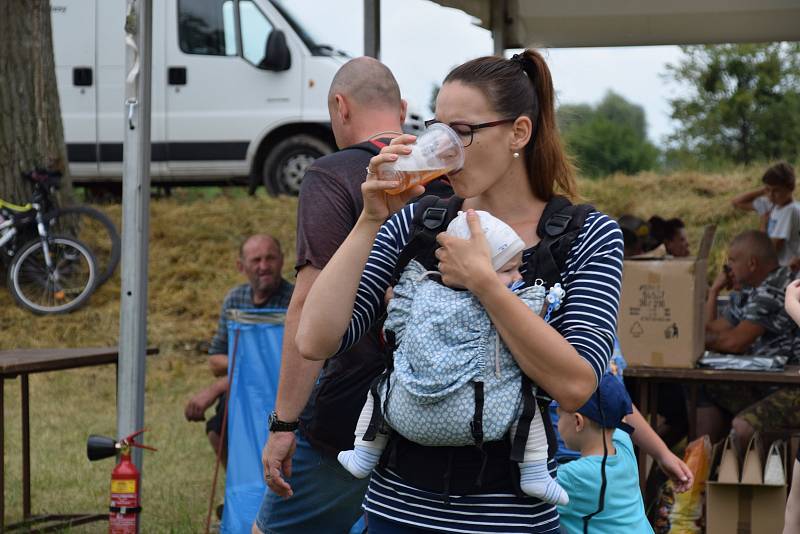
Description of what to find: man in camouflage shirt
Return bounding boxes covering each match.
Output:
[702,230,800,451]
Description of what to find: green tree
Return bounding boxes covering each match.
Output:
[559,91,659,178]
[665,43,800,166]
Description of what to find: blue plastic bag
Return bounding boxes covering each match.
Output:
[221,309,286,534]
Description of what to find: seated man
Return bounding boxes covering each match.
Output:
[702,230,800,449]
[184,234,293,464]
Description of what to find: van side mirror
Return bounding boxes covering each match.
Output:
[259,30,291,71]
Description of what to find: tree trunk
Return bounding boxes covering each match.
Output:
[0,0,73,204]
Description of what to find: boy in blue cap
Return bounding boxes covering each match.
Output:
[555,374,654,533]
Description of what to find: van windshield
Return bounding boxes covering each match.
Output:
[270,0,348,57]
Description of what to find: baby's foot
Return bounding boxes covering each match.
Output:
[519,461,569,505]
[337,445,382,479]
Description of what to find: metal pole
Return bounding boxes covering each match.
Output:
[364,0,380,58]
[118,0,152,478]
[491,0,507,56]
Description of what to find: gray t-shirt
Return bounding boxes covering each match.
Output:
[766,201,800,265]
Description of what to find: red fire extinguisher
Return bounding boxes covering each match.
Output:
[87,429,157,534]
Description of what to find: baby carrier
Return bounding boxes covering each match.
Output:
[364,194,594,499]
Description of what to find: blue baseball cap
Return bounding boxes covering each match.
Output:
[576,374,634,432]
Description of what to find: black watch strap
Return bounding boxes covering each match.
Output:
[268,411,299,432]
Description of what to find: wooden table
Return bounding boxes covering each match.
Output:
[0,347,157,533]
[625,364,800,493]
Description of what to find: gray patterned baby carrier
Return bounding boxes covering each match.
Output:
[378,260,546,446]
[362,194,594,485]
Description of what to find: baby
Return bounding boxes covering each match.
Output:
[338,210,569,506]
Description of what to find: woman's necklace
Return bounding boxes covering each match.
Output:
[367,130,403,140]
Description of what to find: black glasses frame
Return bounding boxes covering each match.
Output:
[423,118,516,147]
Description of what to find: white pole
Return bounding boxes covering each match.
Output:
[118,0,152,481]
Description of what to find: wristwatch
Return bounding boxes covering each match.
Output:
[268,411,299,432]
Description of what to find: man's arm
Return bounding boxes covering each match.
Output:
[262,266,324,498]
[705,320,765,354]
[731,188,767,211]
[209,354,228,377]
[184,376,228,421]
[705,269,732,330]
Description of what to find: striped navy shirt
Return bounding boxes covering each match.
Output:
[338,203,623,533]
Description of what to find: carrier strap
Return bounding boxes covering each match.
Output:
[389,195,463,287]
[526,196,594,289]
[511,376,536,463]
[362,376,384,442]
[471,381,489,488]
[539,395,559,461]
[442,450,455,505]
[470,381,485,447]
[363,330,397,441]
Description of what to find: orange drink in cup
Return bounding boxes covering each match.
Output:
[377,123,464,195]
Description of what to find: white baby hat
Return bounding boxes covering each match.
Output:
[446,210,525,271]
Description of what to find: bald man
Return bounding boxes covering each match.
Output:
[699,230,800,449]
[253,58,450,534]
[185,235,293,485]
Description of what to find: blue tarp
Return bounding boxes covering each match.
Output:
[221,309,286,534]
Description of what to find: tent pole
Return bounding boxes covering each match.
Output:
[364,0,381,58]
[118,0,153,487]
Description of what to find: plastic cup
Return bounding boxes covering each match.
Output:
[377,123,465,195]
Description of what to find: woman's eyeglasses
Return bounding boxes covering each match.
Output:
[424,118,516,147]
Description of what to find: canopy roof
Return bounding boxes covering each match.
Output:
[432,0,800,48]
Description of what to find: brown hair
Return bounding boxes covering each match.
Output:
[444,49,576,200]
[761,161,796,190]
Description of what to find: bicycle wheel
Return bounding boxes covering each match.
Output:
[7,235,97,314]
[45,205,121,287]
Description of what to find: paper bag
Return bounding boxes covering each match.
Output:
[717,434,741,483]
[741,433,764,484]
[763,440,787,486]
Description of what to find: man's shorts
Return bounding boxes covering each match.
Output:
[205,392,226,435]
[255,431,368,533]
[737,387,800,432]
[703,384,800,432]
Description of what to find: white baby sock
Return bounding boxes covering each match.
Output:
[519,460,569,505]
[337,445,382,479]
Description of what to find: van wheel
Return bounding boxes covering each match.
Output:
[262,134,333,196]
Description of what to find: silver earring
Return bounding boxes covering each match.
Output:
[513,152,520,159]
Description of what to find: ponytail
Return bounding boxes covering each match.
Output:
[445,49,577,200]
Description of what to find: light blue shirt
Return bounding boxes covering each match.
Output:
[556,430,654,534]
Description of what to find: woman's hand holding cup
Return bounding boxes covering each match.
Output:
[361,135,424,224]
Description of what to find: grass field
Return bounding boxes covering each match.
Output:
[0,168,768,531]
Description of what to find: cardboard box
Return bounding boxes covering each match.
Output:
[706,434,787,534]
[706,484,786,534]
[617,226,715,367]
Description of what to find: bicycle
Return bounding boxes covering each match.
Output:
[0,172,97,314]
[22,169,121,288]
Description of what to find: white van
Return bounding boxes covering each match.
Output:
[51,0,423,195]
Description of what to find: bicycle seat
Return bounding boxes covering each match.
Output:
[23,169,62,188]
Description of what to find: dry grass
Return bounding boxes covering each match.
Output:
[0,189,299,532]
[0,169,766,530]
[578,166,765,272]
